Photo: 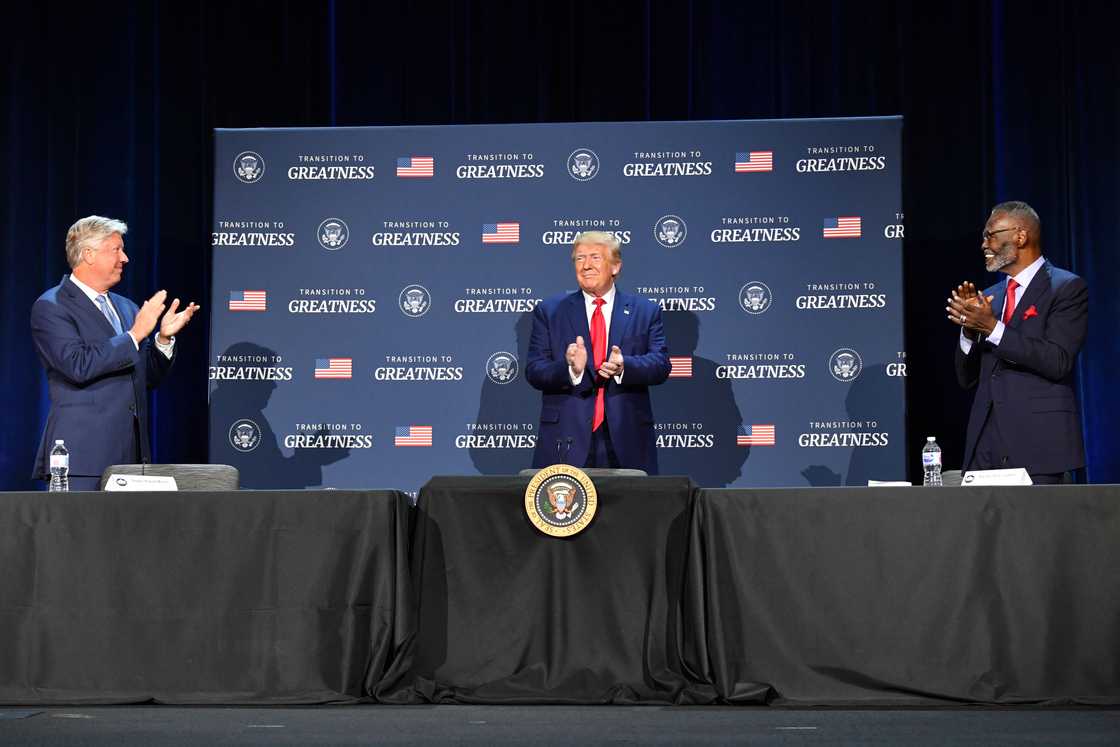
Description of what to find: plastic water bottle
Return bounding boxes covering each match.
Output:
[922,436,942,486]
[49,439,70,492]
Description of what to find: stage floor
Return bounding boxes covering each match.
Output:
[1,706,1117,745]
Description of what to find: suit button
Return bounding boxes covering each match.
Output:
[129,404,136,413]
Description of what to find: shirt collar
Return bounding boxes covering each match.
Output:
[582,285,617,307]
[69,274,107,303]
[1010,255,1046,290]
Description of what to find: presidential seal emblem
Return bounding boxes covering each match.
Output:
[829,348,863,382]
[738,281,772,314]
[317,218,349,250]
[399,284,431,317]
[233,151,265,183]
[229,418,262,452]
[654,214,687,248]
[486,351,519,384]
[524,464,598,538]
[567,148,600,181]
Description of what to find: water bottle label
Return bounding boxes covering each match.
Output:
[921,452,941,467]
[50,454,69,469]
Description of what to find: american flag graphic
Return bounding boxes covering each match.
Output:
[395,425,433,447]
[737,424,776,446]
[228,290,267,311]
[396,156,434,177]
[669,356,693,378]
[314,357,352,379]
[823,217,862,238]
[482,222,520,243]
[735,151,773,172]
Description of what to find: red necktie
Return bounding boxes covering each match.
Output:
[591,298,606,431]
[1002,278,1019,325]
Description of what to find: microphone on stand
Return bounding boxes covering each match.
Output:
[555,437,574,464]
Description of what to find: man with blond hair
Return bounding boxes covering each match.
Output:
[31,216,200,490]
[526,231,670,473]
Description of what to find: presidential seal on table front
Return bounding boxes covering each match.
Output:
[524,464,598,537]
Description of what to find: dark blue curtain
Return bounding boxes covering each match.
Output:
[3,1,1116,489]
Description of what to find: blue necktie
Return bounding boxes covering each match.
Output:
[96,294,124,335]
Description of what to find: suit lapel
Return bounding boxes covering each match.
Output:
[1007,262,1051,330]
[61,275,117,336]
[988,282,1006,330]
[608,290,634,350]
[566,291,592,346]
[108,291,134,332]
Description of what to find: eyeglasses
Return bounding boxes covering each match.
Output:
[982,227,1020,241]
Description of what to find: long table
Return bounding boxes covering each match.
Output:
[686,485,1120,705]
[384,476,712,704]
[0,489,412,704]
[396,482,1120,705]
[2,483,1117,705]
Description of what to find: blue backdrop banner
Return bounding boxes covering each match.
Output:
[210,117,905,493]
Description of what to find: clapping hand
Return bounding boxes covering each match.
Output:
[158,298,201,343]
[566,335,588,376]
[597,345,623,379]
[130,290,167,340]
[946,281,995,339]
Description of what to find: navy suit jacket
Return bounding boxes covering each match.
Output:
[526,288,670,473]
[955,261,1087,474]
[30,275,175,479]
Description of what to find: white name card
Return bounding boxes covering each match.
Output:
[961,468,1033,486]
[104,474,179,491]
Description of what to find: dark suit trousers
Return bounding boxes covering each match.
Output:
[971,407,1011,471]
[586,420,620,469]
[972,408,1072,484]
[44,415,143,491]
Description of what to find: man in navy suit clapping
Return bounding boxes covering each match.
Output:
[526,231,670,473]
[31,216,200,490]
[947,201,1088,484]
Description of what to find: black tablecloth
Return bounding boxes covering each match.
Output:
[3,483,1116,706]
[0,490,411,704]
[686,485,1120,705]
[385,476,715,704]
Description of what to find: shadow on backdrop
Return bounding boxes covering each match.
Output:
[469,312,539,474]
[800,363,904,487]
[845,363,904,485]
[209,342,348,489]
[652,311,747,487]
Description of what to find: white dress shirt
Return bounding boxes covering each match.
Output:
[960,255,1046,354]
[569,285,624,385]
[69,275,174,358]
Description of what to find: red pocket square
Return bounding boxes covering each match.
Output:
[1022,305,1038,320]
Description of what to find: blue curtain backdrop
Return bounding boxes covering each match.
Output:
[3,0,1116,489]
